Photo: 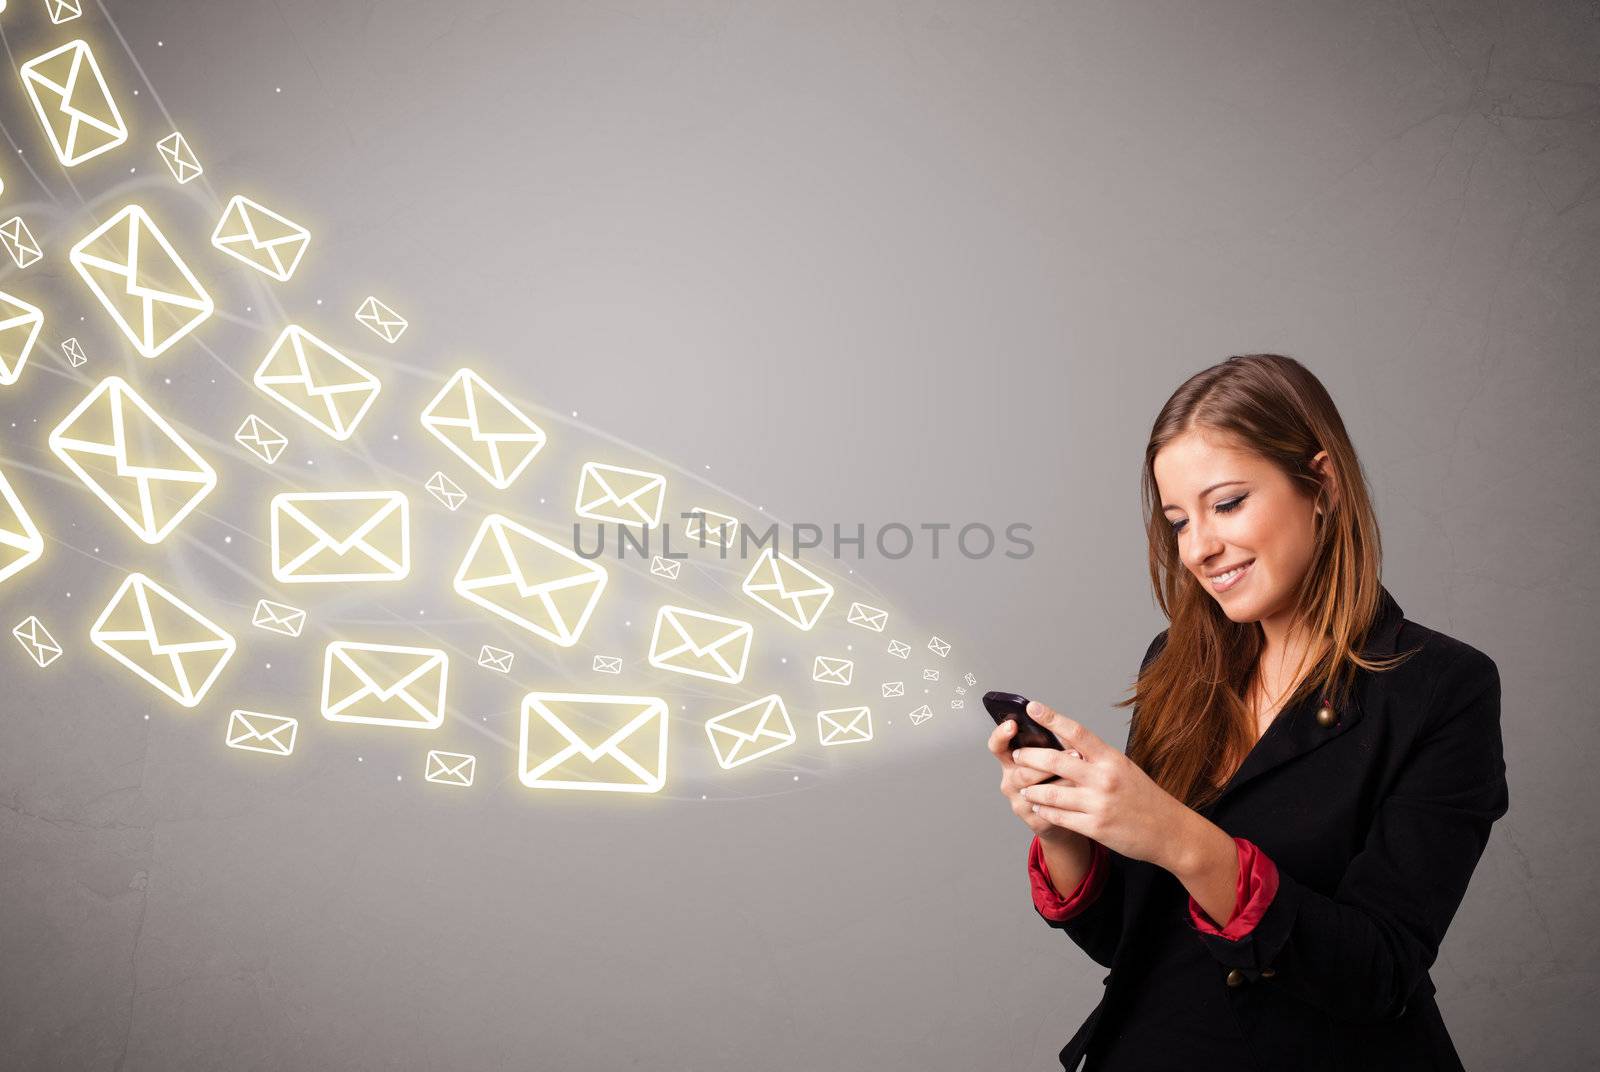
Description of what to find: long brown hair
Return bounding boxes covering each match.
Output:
[1118,354,1416,809]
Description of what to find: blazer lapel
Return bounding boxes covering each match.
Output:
[1209,587,1406,808]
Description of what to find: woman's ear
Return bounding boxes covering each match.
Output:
[1310,449,1339,514]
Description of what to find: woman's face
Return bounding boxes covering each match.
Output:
[1153,428,1333,627]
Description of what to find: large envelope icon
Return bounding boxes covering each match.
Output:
[847,602,888,632]
[454,514,608,647]
[20,39,128,167]
[0,466,44,587]
[928,636,951,658]
[49,376,217,544]
[254,325,381,441]
[420,368,545,490]
[648,605,753,684]
[425,750,476,787]
[909,704,933,726]
[90,573,236,707]
[705,694,796,770]
[321,642,448,729]
[812,656,854,686]
[69,205,214,359]
[271,491,410,583]
[0,292,44,387]
[251,599,306,638]
[13,615,62,668]
[741,548,834,631]
[519,692,668,794]
[226,710,298,757]
[819,706,873,746]
[211,194,310,281]
[575,462,667,527]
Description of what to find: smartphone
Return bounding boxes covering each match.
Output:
[982,691,1062,751]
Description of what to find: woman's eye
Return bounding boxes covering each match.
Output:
[1168,495,1246,535]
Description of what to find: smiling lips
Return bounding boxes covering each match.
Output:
[1210,560,1254,592]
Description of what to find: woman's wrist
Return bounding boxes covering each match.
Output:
[1164,810,1241,923]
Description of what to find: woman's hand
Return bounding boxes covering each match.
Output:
[986,717,1084,841]
[1009,701,1199,873]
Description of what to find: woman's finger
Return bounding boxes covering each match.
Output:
[1029,801,1091,836]
[1026,702,1110,761]
[1011,746,1093,778]
[1019,781,1089,812]
[987,720,1018,765]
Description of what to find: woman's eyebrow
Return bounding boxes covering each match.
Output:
[1161,480,1247,512]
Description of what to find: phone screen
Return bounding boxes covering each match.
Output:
[982,691,1062,751]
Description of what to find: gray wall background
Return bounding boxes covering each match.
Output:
[0,0,1596,1068]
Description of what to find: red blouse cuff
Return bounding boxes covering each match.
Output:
[1028,834,1109,921]
[1187,836,1280,940]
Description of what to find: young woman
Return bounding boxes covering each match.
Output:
[989,354,1508,1070]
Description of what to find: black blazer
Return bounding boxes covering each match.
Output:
[1042,588,1508,1071]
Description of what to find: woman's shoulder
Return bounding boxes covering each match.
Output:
[1376,615,1501,732]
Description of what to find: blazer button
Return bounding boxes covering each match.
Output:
[1225,968,1246,988]
[1260,967,1277,979]
[1315,705,1337,727]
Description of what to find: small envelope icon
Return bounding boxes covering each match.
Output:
[271,491,410,583]
[881,681,904,699]
[0,291,44,387]
[648,605,753,684]
[90,573,236,707]
[812,656,854,686]
[888,640,911,659]
[923,669,941,682]
[211,194,310,281]
[13,616,62,668]
[251,599,307,638]
[47,0,83,23]
[425,750,476,787]
[254,325,381,441]
[741,548,834,632]
[355,296,407,344]
[575,462,667,527]
[156,131,202,184]
[705,694,796,770]
[650,555,681,580]
[520,692,669,794]
[425,471,467,511]
[0,466,44,587]
[593,655,622,674]
[684,508,738,551]
[420,368,545,489]
[928,636,951,658]
[321,641,448,729]
[950,699,964,709]
[819,706,873,746]
[50,376,216,544]
[1,218,42,270]
[846,602,888,632]
[20,39,127,167]
[455,514,609,647]
[909,704,933,726]
[226,710,298,757]
[61,337,89,368]
[478,645,514,674]
[235,414,288,464]
[70,204,213,358]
